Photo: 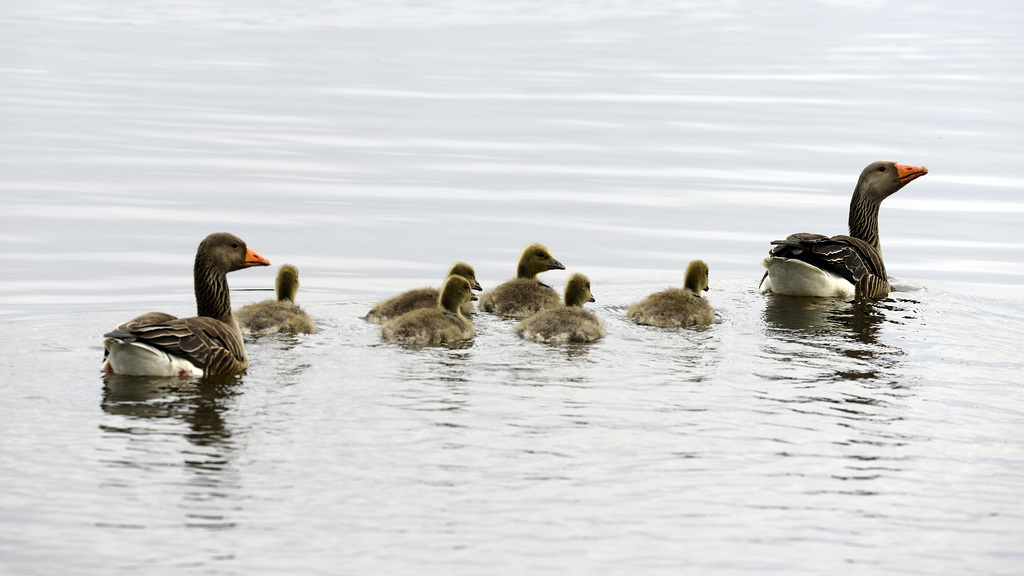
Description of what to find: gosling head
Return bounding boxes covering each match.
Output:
[854,160,928,205]
[439,275,477,314]
[516,243,565,279]
[564,274,595,307]
[447,262,483,291]
[275,264,301,303]
[683,260,710,295]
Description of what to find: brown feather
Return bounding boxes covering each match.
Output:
[762,160,927,299]
[103,232,269,376]
[767,232,886,288]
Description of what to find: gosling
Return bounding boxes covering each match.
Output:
[365,262,482,324]
[515,274,605,344]
[478,243,565,319]
[235,264,316,335]
[380,276,477,347]
[627,260,715,328]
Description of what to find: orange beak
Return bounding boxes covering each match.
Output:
[896,163,928,185]
[244,247,271,267]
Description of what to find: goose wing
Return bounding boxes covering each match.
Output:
[767,232,886,285]
[104,314,247,374]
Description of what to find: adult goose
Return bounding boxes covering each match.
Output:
[515,274,605,344]
[102,233,270,377]
[235,264,315,335]
[477,243,565,319]
[760,160,928,299]
[380,275,477,347]
[364,262,482,324]
[628,260,715,328]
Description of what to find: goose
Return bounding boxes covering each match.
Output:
[477,243,565,319]
[380,275,478,347]
[515,274,605,344]
[760,160,928,299]
[628,260,715,328]
[235,264,315,335]
[102,232,270,377]
[364,262,481,324]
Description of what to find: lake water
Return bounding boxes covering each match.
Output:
[2,1,1023,574]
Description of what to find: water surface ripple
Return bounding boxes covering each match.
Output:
[2,1,1023,575]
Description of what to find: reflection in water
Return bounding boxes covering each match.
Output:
[559,343,593,360]
[100,374,242,530]
[760,293,908,382]
[102,374,239,443]
[394,349,473,424]
[626,319,721,386]
[759,294,916,493]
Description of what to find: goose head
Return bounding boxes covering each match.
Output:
[516,243,565,279]
[193,233,269,321]
[683,260,710,295]
[275,265,301,303]
[197,232,270,274]
[447,262,483,291]
[439,275,477,314]
[564,274,596,307]
[854,160,928,204]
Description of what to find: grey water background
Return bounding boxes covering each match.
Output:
[2,1,1024,574]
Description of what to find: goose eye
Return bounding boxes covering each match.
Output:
[231,242,240,249]
[878,165,887,172]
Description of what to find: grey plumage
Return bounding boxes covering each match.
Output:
[102,233,270,376]
[760,160,928,299]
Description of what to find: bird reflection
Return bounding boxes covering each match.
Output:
[100,373,241,530]
[102,374,238,443]
[435,350,472,384]
[560,342,594,360]
[393,349,473,425]
[761,293,909,379]
[760,294,917,491]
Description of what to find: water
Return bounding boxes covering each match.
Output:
[2,1,1024,574]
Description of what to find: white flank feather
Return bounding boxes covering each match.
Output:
[760,257,855,300]
[103,339,203,377]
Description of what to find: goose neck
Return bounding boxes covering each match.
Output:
[849,193,882,250]
[194,257,232,321]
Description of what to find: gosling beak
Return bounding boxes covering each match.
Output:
[895,163,928,185]
[244,248,271,267]
[588,296,596,303]
[470,293,479,301]
[548,258,565,271]
[472,280,483,291]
